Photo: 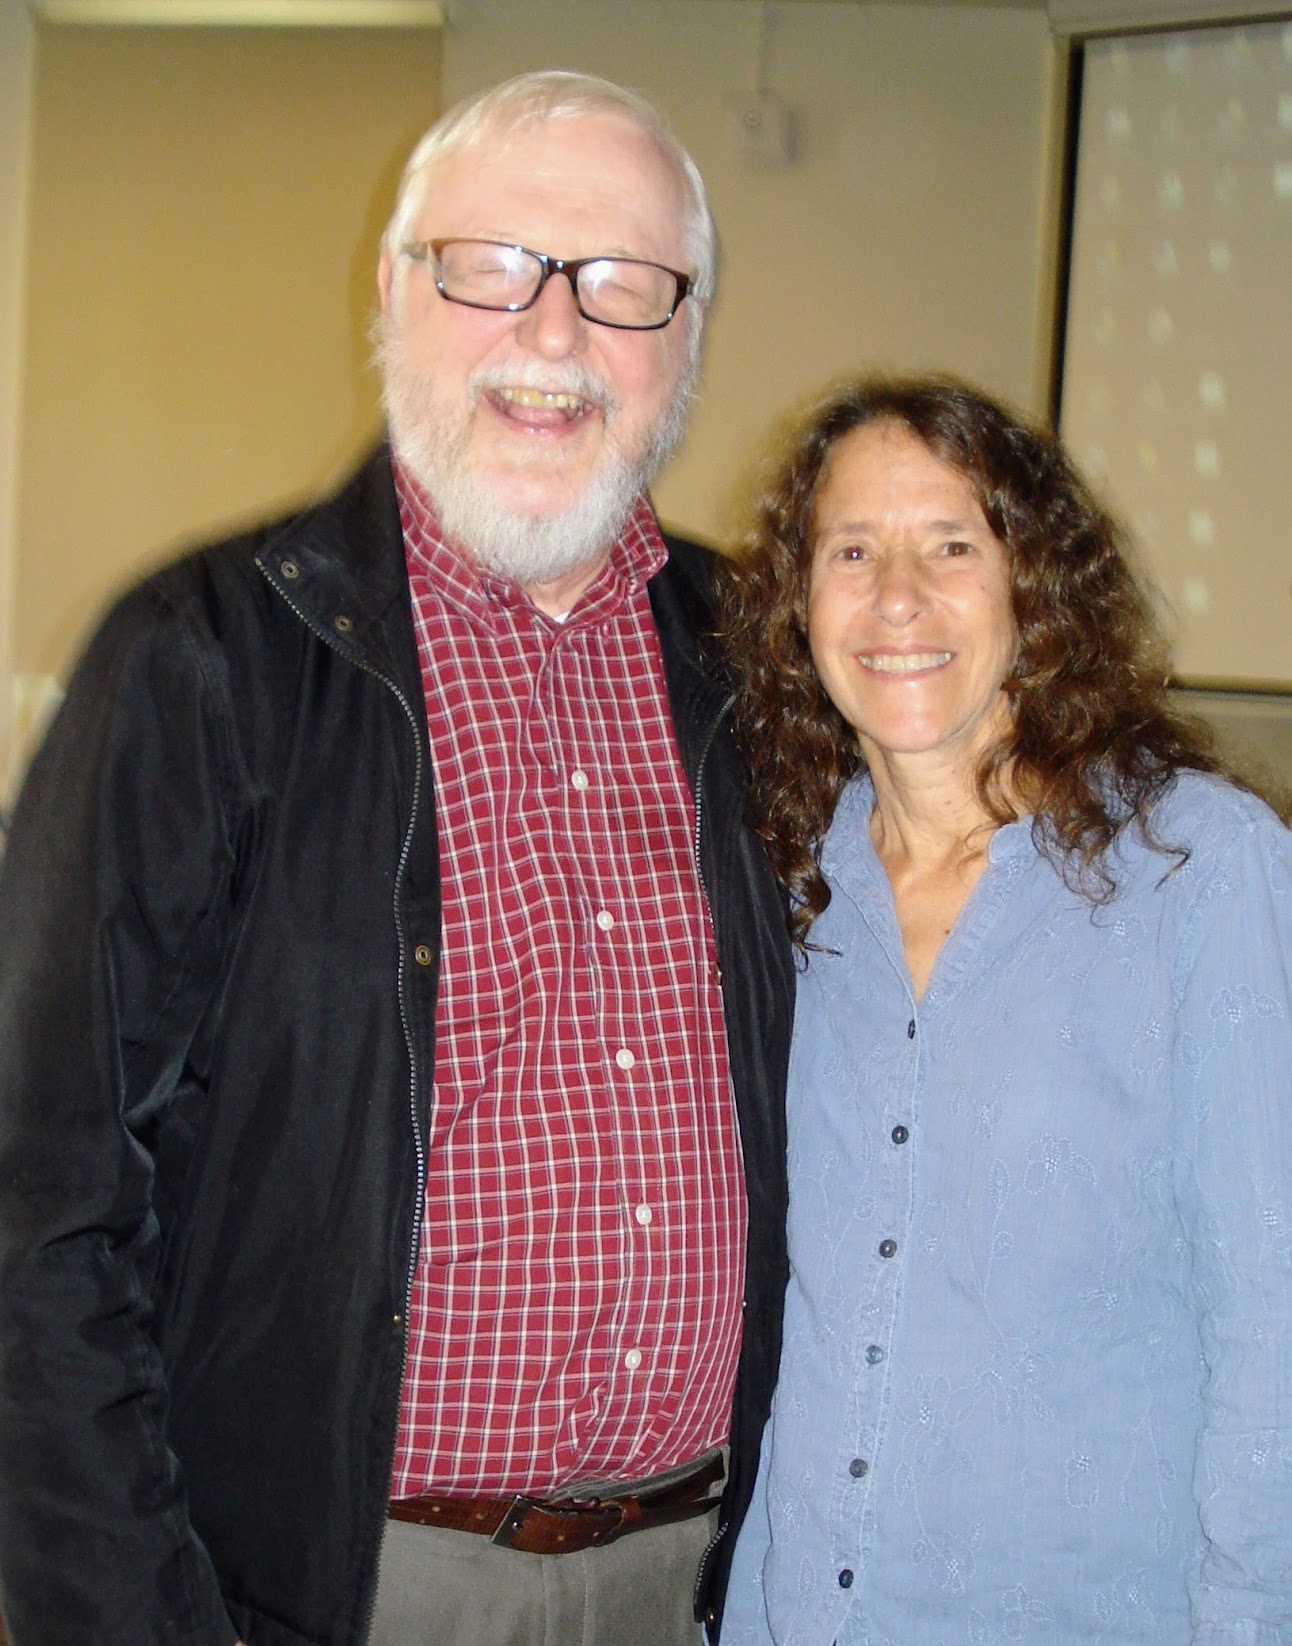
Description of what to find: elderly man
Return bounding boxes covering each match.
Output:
[0,72,793,1646]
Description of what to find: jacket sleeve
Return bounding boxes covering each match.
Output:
[0,583,243,1646]
[1173,803,1292,1644]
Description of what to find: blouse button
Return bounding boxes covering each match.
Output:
[849,1458,869,1478]
[878,1239,897,1259]
[838,1569,854,1589]
[891,1125,909,1145]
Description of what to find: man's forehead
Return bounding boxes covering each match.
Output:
[424,112,684,218]
[400,128,690,284]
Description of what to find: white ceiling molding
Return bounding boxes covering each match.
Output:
[30,0,443,26]
[1048,0,1291,36]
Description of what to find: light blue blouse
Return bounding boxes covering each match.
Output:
[723,771,1292,1646]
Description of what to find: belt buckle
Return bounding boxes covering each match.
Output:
[490,1494,541,1549]
[489,1493,626,1553]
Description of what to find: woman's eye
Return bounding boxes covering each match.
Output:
[941,539,974,557]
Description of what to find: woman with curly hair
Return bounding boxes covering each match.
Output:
[715,375,1292,1646]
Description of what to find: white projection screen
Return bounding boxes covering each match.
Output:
[1060,19,1292,691]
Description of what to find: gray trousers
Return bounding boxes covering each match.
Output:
[369,1494,717,1646]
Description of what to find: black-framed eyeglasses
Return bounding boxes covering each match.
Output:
[401,238,692,331]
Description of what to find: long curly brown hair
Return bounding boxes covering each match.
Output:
[717,373,1242,948]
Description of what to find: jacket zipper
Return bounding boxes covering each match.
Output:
[690,690,738,1638]
[258,566,428,1645]
[692,691,735,878]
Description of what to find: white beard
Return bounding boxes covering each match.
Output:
[377,324,696,589]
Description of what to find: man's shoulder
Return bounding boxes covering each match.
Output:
[116,447,399,635]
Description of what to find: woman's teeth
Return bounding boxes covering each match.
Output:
[859,651,952,673]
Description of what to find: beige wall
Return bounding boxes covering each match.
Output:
[0,0,36,800]
[441,0,1065,545]
[14,22,441,683]
[4,2,1066,764]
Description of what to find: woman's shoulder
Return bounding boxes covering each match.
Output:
[1147,768,1288,861]
[1116,770,1292,931]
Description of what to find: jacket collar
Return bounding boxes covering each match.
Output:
[254,445,735,776]
[255,445,419,688]
[647,528,736,777]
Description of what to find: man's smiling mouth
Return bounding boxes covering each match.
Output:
[489,385,596,422]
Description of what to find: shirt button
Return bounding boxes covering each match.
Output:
[879,1238,898,1259]
[634,1203,653,1226]
[849,1458,869,1478]
[624,1347,643,1370]
[891,1124,909,1145]
[571,769,590,792]
[907,1019,916,1040]
[615,1048,636,1071]
[838,1569,854,1589]
[865,1344,884,1365]
[596,909,615,931]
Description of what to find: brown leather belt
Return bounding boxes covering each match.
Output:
[388,1451,724,1556]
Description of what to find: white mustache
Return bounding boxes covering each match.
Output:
[467,361,618,418]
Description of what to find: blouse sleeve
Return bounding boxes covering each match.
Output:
[1171,798,1292,1644]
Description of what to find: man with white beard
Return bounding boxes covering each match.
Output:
[0,71,794,1646]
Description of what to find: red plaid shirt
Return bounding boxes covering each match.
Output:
[389,466,745,1497]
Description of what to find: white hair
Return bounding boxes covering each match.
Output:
[381,68,718,342]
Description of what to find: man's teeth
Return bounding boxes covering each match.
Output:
[859,651,953,674]
[496,386,589,413]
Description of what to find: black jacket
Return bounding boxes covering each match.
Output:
[0,449,793,1646]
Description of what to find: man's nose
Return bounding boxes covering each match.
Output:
[514,271,588,357]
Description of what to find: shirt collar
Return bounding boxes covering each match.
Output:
[987,812,1037,864]
[392,456,667,628]
[825,773,1037,873]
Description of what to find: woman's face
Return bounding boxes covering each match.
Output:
[807,420,1017,775]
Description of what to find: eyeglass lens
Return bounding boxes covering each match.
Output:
[435,240,680,329]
